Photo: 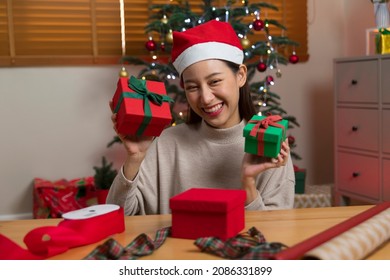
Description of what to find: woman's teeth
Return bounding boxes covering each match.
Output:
[203,103,222,113]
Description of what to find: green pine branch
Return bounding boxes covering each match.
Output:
[93,157,117,190]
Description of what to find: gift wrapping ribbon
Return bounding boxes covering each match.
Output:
[248,115,286,156]
[194,226,287,259]
[85,226,285,260]
[0,206,125,260]
[85,227,171,260]
[114,76,173,136]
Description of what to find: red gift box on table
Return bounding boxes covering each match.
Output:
[169,188,246,240]
[33,177,97,219]
[112,76,173,137]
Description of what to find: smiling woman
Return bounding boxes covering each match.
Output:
[0,0,308,66]
[106,19,295,216]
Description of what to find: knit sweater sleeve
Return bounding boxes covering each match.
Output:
[106,141,160,216]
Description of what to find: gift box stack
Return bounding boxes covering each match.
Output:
[33,177,97,219]
[170,188,246,240]
[243,114,288,158]
[112,75,173,137]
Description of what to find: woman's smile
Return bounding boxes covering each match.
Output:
[202,102,224,116]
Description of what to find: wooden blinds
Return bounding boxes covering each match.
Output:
[0,0,308,66]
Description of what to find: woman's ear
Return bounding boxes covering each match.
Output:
[237,64,247,87]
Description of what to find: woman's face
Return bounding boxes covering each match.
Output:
[182,59,247,129]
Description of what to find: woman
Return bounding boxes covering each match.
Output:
[107,20,295,215]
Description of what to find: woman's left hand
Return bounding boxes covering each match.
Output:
[241,139,290,204]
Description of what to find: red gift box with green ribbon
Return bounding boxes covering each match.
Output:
[112,76,173,137]
[243,114,288,158]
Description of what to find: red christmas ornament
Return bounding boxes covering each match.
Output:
[256,61,267,72]
[265,75,274,85]
[253,19,264,31]
[289,53,299,64]
[145,39,157,52]
[288,135,295,145]
[160,42,166,52]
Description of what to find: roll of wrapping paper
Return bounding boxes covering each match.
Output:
[303,208,390,259]
[273,202,390,260]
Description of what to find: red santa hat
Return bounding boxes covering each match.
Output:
[171,20,244,76]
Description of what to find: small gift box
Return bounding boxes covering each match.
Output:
[112,76,173,137]
[376,28,390,54]
[293,165,306,194]
[243,114,288,158]
[170,188,246,240]
[33,177,97,219]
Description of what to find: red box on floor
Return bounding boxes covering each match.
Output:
[112,76,173,137]
[169,188,246,240]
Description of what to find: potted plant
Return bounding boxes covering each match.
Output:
[93,156,117,204]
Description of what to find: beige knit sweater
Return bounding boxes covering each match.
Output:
[107,120,295,215]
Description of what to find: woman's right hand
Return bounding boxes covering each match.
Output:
[110,101,154,155]
[110,101,154,180]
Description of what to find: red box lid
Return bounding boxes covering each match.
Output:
[169,188,246,213]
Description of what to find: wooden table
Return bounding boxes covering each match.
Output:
[0,205,389,260]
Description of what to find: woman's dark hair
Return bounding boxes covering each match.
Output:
[185,60,257,124]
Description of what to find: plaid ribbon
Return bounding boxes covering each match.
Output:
[84,226,286,260]
[194,227,287,259]
[84,227,171,260]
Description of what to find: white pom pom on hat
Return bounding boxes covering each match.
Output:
[171,20,244,76]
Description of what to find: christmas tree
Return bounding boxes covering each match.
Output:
[116,0,301,161]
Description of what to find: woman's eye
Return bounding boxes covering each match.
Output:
[185,85,197,91]
[210,79,221,85]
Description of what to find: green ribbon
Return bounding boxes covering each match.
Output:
[379,28,390,35]
[114,76,173,136]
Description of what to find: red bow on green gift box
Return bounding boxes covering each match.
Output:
[249,115,286,156]
[114,76,173,136]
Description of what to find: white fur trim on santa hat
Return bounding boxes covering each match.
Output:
[172,41,244,75]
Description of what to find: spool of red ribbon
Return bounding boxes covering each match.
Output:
[0,204,125,260]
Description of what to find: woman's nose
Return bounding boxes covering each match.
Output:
[199,86,214,104]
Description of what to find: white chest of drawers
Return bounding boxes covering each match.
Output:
[334,55,390,205]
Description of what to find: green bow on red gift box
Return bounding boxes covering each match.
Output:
[114,76,173,136]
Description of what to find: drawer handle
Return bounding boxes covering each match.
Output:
[352,126,359,132]
[352,172,360,178]
[351,79,358,85]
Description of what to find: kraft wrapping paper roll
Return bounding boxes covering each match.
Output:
[273,202,390,260]
[303,208,390,259]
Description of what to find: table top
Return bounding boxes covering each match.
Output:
[0,205,389,260]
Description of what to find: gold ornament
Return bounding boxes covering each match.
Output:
[161,15,168,24]
[119,66,129,77]
[165,29,173,44]
[276,69,282,78]
[241,36,250,49]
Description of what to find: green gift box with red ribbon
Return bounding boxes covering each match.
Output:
[112,76,173,137]
[243,115,288,158]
